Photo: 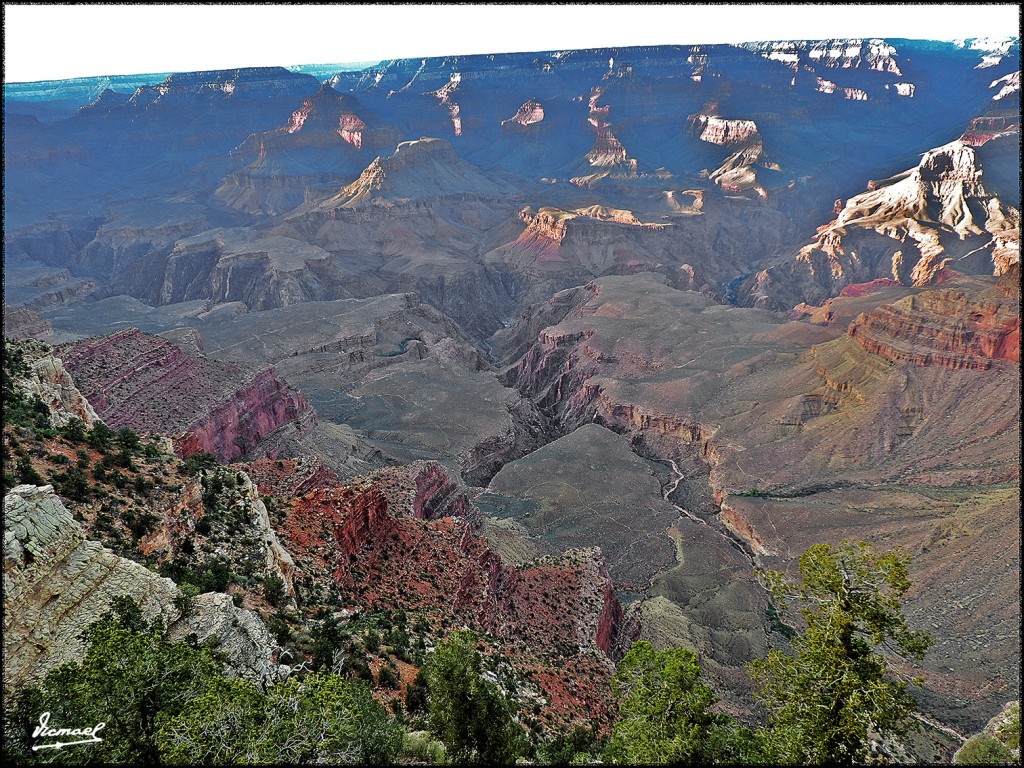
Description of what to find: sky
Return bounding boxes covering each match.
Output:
[4,3,1021,83]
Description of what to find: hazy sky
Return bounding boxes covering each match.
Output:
[4,3,1021,82]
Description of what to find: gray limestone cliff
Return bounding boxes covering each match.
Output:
[3,484,277,689]
[13,339,101,428]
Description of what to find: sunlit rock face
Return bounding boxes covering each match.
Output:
[501,98,544,127]
[744,38,903,74]
[743,135,1020,308]
[689,113,777,198]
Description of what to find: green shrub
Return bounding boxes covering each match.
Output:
[88,422,114,450]
[954,734,1016,764]
[401,730,446,764]
[262,574,287,607]
[184,452,219,474]
[59,417,87,442]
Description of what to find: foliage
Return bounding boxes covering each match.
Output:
[538,724,604,765]
[49,467,91,502]
[604,640,763,765]
[183,451,219,474]
[11,597,222,764]
[116,427,141,453]
[953,734,1016,765]
[16,456,45,486]
[159,555,232,594]
[157,674,403,765]
[172,582,200,619]
[2,684,47,764]
[58,417,87,443]
[308,615,347,671]
[4,596,402,765]
[749,541,932,766]
[994,701,1021,751]
[402,730,447,764]
[2,342,50,432]
[262,573,287,607]
[406,669,429,715]
[424,630,523,764]
[954,701,1021,765]
[87,422,113,451]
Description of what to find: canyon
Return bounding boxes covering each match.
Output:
[3,37,1020,756]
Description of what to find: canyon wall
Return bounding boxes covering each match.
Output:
[61,329,311,462]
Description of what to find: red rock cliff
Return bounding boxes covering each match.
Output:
[849,279,1020,369]
[62,328,311,462]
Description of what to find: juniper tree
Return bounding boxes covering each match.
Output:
[424,630,523,764]
[749,541,933,765]
[604,640,772,765]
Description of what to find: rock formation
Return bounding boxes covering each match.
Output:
[214,84,378,215]
[154,228,336,310]
[570,87,638,188]
[271,465,621,722]
[745,38,902,75]
[990,70,1020,101]
[3,484,277,689]
[747,137,1020,308]
[4,39,1021,751]
[849,268,1021,369]
[2,305,52,341]
[501,99,544,127]
[690,114,778,198]
[426,72,463,136]
[498,270,1019,726]
[961,111,1021,146]
[11,339,101,428]
[309,137,504,210]
[61,329,311,462]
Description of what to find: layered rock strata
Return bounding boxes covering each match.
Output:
[61,329,311,462]
[849,271,1020,369]
[2,305,52,341]
[3,484,276,689]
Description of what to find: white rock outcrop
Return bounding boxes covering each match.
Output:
[3,484,277,689]
[15,340,101,428]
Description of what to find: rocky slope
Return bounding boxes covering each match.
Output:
[3,484,277,689]
[214,84,393,215]
[1,364,624,732]
[848,268,1020,369]
[306,137,509,211]
[2,305,52,341]
[250,458,622,728]
[61,328,311,461]
[498,271,1019,729]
